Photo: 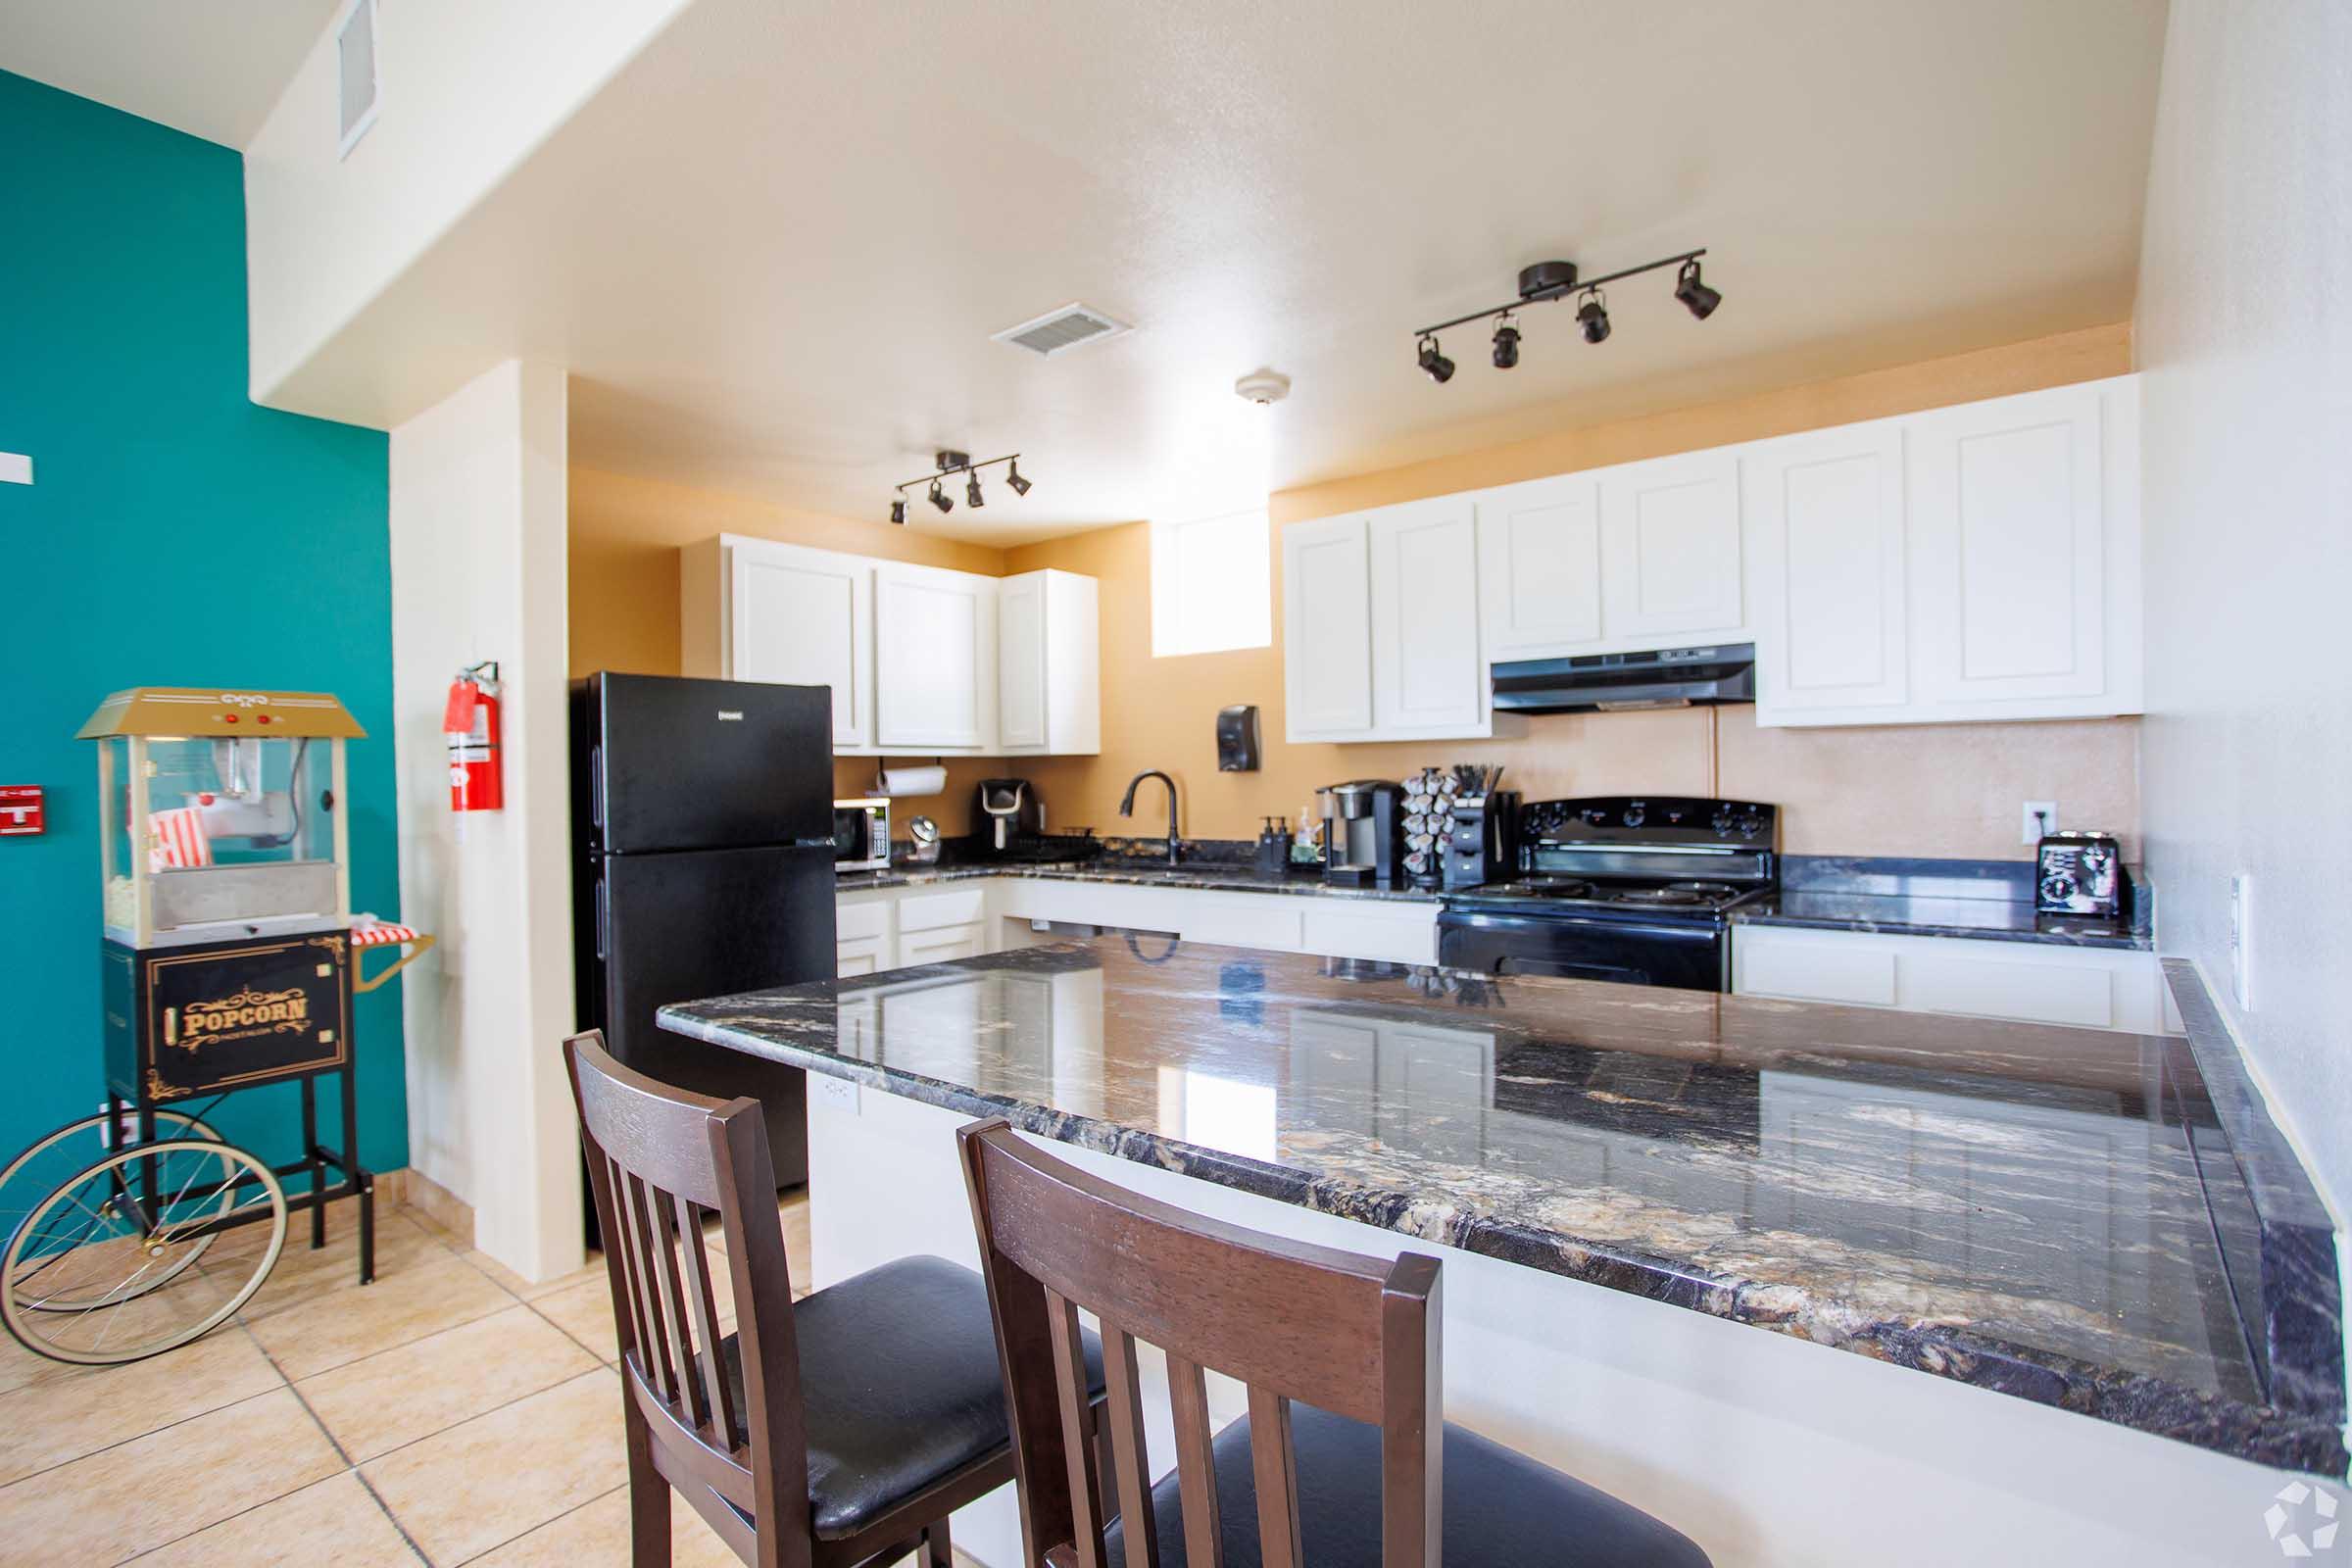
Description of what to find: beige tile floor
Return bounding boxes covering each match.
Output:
[0,1189,933,1567]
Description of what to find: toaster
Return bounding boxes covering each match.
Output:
[2035,830,2125,920]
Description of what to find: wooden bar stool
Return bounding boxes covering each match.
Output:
[956,1117,1714,1568]
[564,1033,1106,1567]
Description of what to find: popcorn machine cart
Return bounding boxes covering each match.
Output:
[0,689,430,1366]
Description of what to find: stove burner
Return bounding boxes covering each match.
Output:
[1509,876,1596,898]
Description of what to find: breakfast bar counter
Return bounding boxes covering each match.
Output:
[662,940,2346,1566]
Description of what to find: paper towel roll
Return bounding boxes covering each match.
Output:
[876,765,948,798]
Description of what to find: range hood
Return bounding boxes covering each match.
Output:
[1492,643,1755,714]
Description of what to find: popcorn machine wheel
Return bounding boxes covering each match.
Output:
[0,689,433,1367]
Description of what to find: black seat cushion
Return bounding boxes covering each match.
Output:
[1104,1401,1711,1567]
[720,1253,1105,1541]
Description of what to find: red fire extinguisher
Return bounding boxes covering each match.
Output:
[443,662,504,811]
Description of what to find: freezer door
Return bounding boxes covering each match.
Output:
[582,672,833,854]
[586,843,837,1185]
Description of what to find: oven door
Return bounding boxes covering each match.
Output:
[1436,907,1728,992]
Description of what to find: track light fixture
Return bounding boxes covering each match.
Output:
[1577,288,1611,346]
[1675,258,1722,320]
[1417,333,1455,384]
[891,449,1033,522]
[1407,247,1718,382]
[1492,315,1521,369]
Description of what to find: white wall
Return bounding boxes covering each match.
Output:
[243,0,692,405]
[390,359,583,1281]
[2135,2,2352,1214]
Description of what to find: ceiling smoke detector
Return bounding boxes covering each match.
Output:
[992,303,1134,357]
[1235,369,1292,407]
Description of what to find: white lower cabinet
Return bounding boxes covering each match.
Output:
[1731,923,2166,1034]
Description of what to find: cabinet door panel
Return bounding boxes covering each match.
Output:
[1282,516,1374,739]
[875,565,997,749]
[900,923,985,966]
[732,548,872,747]
[998,571,1048,749]
[1748,426,1908,722]
[1599,452,1743,638]
[1368,498,1486,735]
[1477,474,1602,657]
[1910,384,2106,705]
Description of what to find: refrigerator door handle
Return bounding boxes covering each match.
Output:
[596,876,610,960]
[589,746,605,830]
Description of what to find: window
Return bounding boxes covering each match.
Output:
[1151,508,1271,657]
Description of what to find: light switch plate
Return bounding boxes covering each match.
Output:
[0,452,31,485]
[811,1073,861,1116]
[2022,801,2058,845]
[2229,874,2254,1011]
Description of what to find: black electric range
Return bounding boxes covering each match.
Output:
[1438,796,1778,992]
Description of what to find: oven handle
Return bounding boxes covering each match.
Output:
[1437,908,1724,946]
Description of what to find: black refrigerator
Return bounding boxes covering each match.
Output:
[572,672,837,1188]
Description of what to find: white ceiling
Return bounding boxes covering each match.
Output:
[269,0,2163,542]
[0,0,339,148]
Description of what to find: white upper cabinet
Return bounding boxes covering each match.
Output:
[1746,421,1909,723]
[680,536,874,747]
[1282,514,1376,740]
[1285,504,1490,744]
[1598,451,1745,641]
[997,568,1100,756]
[1904,378,2138,717]
[1367,497,1488,736]
[875,562,999,750]
[1475,473,1603,658]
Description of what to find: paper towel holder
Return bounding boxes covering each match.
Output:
[873,758,949,798]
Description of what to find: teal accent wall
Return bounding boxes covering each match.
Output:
[0,72,406,1180]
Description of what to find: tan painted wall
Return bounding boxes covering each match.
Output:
[568,325,2142,859]
[567,465,1012,832]
[1008,324,2142,858]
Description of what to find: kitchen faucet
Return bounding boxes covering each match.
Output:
[1118,770,1183,865]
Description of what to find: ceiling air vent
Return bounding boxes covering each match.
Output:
[336,0,380,159]
[992,304,1133,358]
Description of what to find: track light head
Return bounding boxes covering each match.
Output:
[1675,259,1722,320]
[889,497,906,525]
[1005,460,1032,497]
[966,469,985,509]
[930,479,953,514]
[1491,317,1521,370]
[1576,290,1611,346]
[1417,334,1455,384]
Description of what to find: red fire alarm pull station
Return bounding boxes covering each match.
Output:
[0,785,43,836]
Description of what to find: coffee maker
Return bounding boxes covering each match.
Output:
[974,778,1042,856]
[1319,780,1404,886]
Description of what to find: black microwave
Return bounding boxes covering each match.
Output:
[832,798,891,871]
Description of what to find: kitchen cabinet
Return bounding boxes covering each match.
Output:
[1731,923,2165,1033]
[835,892,895,978]
[1283,503,1490,744]
[1367,497,1489,737]
[1746,421,1909,723]
[997,569,1100,755]
[686,537,1099,755]
[681,536,875,747]
[1281,514,1376,740]
[1475,472,1604,659]
[874,563,998,750]
[1598,450,1746,642]
[1905,377,2139,718]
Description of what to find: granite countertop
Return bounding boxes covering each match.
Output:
[662,940,2344,1475]
[1729,855,2156,951]
[833,858,1444,905]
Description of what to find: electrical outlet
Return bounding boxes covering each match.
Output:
[2022,801,2058,845]
[2230,874,2254,1010]
[811,1073,861,1117]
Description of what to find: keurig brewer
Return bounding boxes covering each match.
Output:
[1318,779,1404,886]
